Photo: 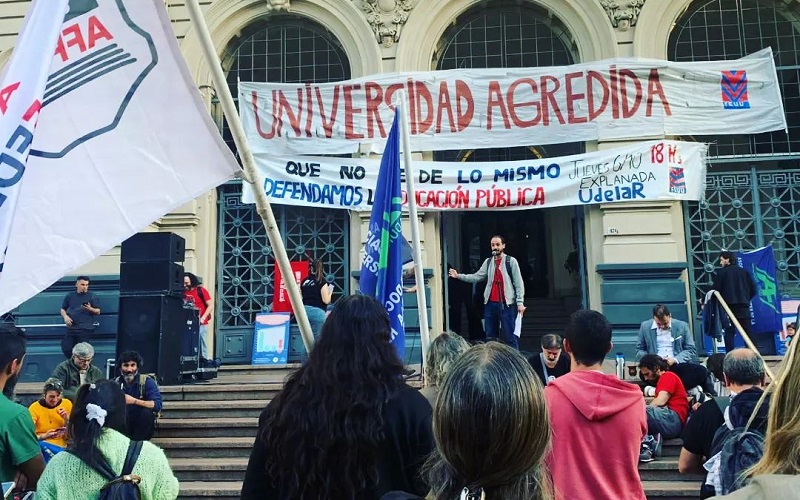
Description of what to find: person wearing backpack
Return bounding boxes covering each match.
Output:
[115,351,162,441]
[35,380,178,500]
[714,335,800,499]
[449,235,525,349]
[677,349,766,497]
[183,272,216,367]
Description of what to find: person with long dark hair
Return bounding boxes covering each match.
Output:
[241,294,434,499]
[36,380,178,499]
[299,259,332,338]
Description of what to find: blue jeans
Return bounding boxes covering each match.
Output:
[304,305,327,338]
[483,301,518,349]
[646,405,683,440]
[199,324,209,359]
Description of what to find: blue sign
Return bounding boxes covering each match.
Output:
[359,109,405,358]
[738,245,781,334]
[252,312,291,365]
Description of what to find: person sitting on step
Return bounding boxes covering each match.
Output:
[35,380,178,499]
[639,354,690,463]
[114,351,162,441]
[714,335,800,499]
[637,305,715,402]
[527,333,571,387]
[51,342,104,402]
[28,378,72,461]
[679,348,768,498]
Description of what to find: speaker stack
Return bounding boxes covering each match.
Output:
[117,232,196,386]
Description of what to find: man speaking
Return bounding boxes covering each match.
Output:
[449,235,525,349]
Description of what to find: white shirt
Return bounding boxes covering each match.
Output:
[653,322,675,359]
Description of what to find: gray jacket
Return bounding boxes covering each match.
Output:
[636,318,697,364]
[456,254,525,306]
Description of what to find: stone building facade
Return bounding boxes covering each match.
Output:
[1,0,798,362]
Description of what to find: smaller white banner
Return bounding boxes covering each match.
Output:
[242,140,707,211]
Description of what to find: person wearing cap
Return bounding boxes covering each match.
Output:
[50,342,104,402]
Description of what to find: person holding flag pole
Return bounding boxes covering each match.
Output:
[359,94,430,370]
[184,0,315,353]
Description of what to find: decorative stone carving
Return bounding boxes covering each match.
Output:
[359,0,416,47]
[599,0,646,31]
[264,0,291,12]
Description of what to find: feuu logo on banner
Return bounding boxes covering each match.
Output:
[0,0,70,278]
[0,0,241,316]
[240,48,786,154]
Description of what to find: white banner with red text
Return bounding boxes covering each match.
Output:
[241,140,707,211]
[239,48,785,154]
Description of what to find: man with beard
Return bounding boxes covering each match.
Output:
[0,324,45,491]
[115,350,162,440]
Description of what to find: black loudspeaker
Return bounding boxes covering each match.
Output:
[117,295,187,385]
[121,232,186,263]
[120,262,184,295]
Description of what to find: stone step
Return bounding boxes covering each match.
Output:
[170,457,248,482]
[179,481,241,499]
[643,480,699,498]
[639,458,704,482]
[152,437,255,459]
[161,383,284,401]
[218,364,300,377]
[156,417,258,438]
[176,480,698,499]
[159,400,267,419]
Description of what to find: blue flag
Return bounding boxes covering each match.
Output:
[738,245,781,333]
[360,109,405,358]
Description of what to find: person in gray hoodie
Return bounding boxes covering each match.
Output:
[714,337,800,499]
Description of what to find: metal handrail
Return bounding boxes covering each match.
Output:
[712,290,777,381]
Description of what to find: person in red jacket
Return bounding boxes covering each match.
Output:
[545,310,647,500]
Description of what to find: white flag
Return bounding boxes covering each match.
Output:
[0,0,70,282]
[0,0,241,315]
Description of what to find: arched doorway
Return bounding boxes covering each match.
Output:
[214,17,351,363]
[433,2,585,350]
[673,0,800,353]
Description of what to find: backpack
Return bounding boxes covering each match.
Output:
[75,440,143,500]
[138,374,162,423]
[706,423,765,495]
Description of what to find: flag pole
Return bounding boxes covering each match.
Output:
[184,0,315,354]
[396,91,430,370]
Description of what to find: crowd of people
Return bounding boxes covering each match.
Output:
[2,289,800,498]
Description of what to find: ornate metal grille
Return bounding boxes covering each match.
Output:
[216,18,351,349]
[673,0,800,312]
[686,169,800,301]
[217,186,349,330]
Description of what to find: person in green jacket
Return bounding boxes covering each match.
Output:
[51,342,104,402]
[0,324,45,492]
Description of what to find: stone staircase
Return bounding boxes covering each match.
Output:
[157,365,703,499]
[18,364,710,499]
